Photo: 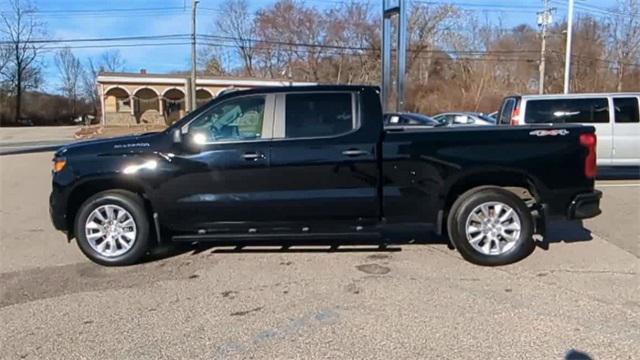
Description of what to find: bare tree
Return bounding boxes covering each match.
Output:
[100,50,126,72]
[79,51,125,119]
[324,1,380,84]
[54,47,83,117]
[0,45,9,77]
[198,45,228,76]
[0,0,47,122]
[82,58,100,115]
[255,0,331,81]
[607,0,640,91]
[215,0,256,76]
[408,3,461,84]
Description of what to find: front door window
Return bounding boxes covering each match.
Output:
[189,96,266,143]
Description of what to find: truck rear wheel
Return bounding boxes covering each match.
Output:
[74,190,150,266]
[447,187,534,266]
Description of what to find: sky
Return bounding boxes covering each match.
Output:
[0,0,622,93]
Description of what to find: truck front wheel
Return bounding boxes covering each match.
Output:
[74,190,150,266]
[447,187,535,266]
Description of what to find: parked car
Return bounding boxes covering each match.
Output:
[433,112,496,126]
[50,85,601,267]
[384,112,444,127]
[497,93,640,166]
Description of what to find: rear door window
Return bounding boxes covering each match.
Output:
[613,97,640,123]
[284,93,355,138]
[524,98,609,124]
[498,98,516,124]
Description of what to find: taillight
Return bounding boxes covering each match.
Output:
[579,133,597,178]
[510,105,521,125]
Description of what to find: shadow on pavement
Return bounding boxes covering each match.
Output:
[536,220,593,251]
[144,233,447,263]
[148,219,597,262]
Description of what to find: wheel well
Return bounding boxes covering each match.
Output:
[440,172,539,234]
[66,180,152,237]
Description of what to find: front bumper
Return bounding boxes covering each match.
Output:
[567,190,602,220]
[49,187,69,232]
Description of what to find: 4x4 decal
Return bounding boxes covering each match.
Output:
[529,129,570,137]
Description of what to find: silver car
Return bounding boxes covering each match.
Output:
[433,112,496,126]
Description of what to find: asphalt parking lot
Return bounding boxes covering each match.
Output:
[1,151,638,359]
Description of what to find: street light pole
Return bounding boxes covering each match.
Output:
[538,0,554,95]
[190,0,199,111]
[563,0,574,94]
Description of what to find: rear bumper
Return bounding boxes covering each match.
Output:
[567,190,602,220]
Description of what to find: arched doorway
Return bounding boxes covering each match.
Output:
[162,88,186,125]
[104,87,133,125]
[133,87,161,124]
[196,88,214,109]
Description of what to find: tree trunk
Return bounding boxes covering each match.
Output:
[617,63,625,92]
[15,70,21,122]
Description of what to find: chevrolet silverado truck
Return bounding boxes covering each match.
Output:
[50,85,602,266]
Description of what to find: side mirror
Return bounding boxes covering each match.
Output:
[172,128,182,143]
[172,126,208,153]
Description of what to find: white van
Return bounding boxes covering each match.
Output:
[497,93,640,166]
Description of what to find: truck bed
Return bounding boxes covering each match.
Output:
[381,124,595,223]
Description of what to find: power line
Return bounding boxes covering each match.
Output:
[29,40,639,69]
[8,32,636,68]
[0,6,221,19]
[415,1,541,10]
[40,42,191,51]
[199,34,542,54]
[0,34,190,45]
[550,0,638,19]
[8,6,187,14]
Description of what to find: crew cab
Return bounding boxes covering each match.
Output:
[50,85,602,266]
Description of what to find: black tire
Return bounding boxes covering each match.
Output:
[74,190,150,266]
[447,186,534,266]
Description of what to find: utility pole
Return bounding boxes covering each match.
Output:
[381,0,407,112]
[563,0,574,94]
[190,0,199,111]
[537,0,555,95]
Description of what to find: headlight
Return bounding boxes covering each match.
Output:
[52,157,67,173]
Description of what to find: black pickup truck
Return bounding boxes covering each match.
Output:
[50,85,601,266]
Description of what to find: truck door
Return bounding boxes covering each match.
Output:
[611,96,640,166]
[267,91,380,226]
[156,94,275,232]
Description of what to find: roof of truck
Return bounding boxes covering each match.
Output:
[215,84,380,100]
[506,92,640,100]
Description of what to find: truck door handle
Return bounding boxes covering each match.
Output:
[242,152,265,161]
[342,149,368,157]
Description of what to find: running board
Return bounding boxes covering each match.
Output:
[172,232,381,243]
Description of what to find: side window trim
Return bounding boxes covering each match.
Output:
[499,98,516,124]
[612,96,640,124]
[182,93,276,145]
[272,91,359,141]
[273,93,286,138]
